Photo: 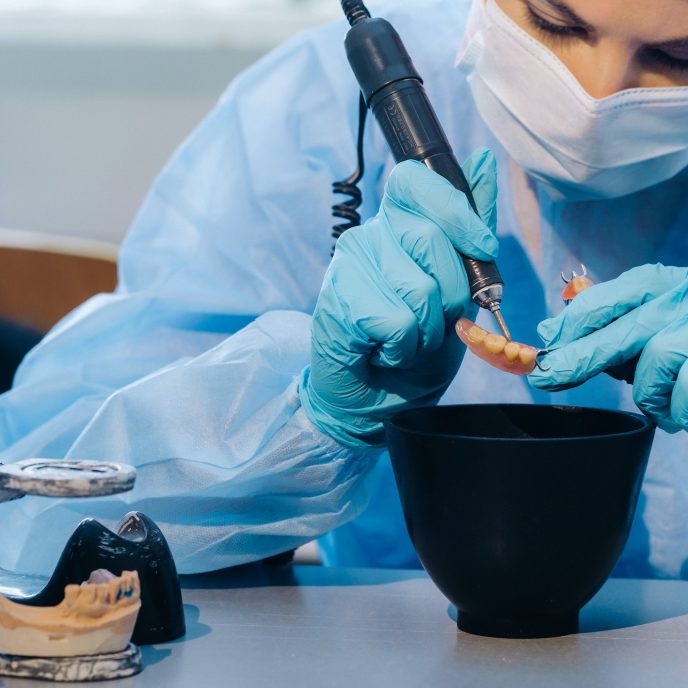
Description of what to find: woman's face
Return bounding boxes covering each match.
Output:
[495,0,688,96]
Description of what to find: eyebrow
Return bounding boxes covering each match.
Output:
[534,0,594,30]
[534,0,688,46]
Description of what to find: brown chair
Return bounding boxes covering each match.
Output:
[0,228,118,334]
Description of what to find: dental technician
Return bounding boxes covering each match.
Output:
[1,0,688,578]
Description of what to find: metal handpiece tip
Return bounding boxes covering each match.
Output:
[491,309,511,341]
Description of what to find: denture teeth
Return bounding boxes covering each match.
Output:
[466,325,487,344]
[504,342,521,362]
[484,333,507,355]
[519,347,537,366]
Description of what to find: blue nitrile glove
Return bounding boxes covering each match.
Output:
[299,150,499,446]
[529,264,688,433]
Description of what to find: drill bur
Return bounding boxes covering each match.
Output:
[491,307,511,342]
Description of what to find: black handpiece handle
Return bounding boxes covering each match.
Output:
[344,16,503,301]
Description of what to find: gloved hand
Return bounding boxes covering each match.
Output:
[529,264,688,433]
[299,150,499,446]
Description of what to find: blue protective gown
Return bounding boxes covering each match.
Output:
[2,0,688,577]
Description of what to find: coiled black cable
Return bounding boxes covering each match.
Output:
[331,93,368,254]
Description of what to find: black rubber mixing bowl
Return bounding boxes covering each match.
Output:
[385,404,655,638]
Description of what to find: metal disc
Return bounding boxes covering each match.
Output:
[0,459,136,498]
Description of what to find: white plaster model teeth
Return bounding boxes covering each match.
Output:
[0,570,141,658]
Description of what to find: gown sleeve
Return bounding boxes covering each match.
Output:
[0,18,388,575]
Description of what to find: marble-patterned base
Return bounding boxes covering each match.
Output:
[0,459,136,498]
[0,643,142,682]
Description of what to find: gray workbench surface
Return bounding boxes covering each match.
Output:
[3,563,688,688]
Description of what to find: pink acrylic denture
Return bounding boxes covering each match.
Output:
[455,317,538,376]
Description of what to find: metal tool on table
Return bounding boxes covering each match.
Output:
[335,0,512,340]
[0,458,136,503]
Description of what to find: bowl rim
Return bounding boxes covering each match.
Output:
[383,403,655,443]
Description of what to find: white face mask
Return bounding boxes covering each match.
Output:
[456,0,688,202]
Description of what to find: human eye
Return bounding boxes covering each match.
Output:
[644,47,688,73]
[522,2,589,42]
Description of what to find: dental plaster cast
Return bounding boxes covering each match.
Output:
[0,569,140,657]
[455,317,538,375]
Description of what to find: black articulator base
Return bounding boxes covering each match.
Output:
[10,511,185,645]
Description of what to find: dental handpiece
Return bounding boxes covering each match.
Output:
[341,1,511,340]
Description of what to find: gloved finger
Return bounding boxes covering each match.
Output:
[538,264,688,347]
[325,227,434,368]
[310,266,418,384]
[633,315,688,433]
[369,218,449,354]
[529,280,688,391]
[382,201,471,326]
[460,147,498,233]
[670,360,688,432]
[384,158,499,261]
